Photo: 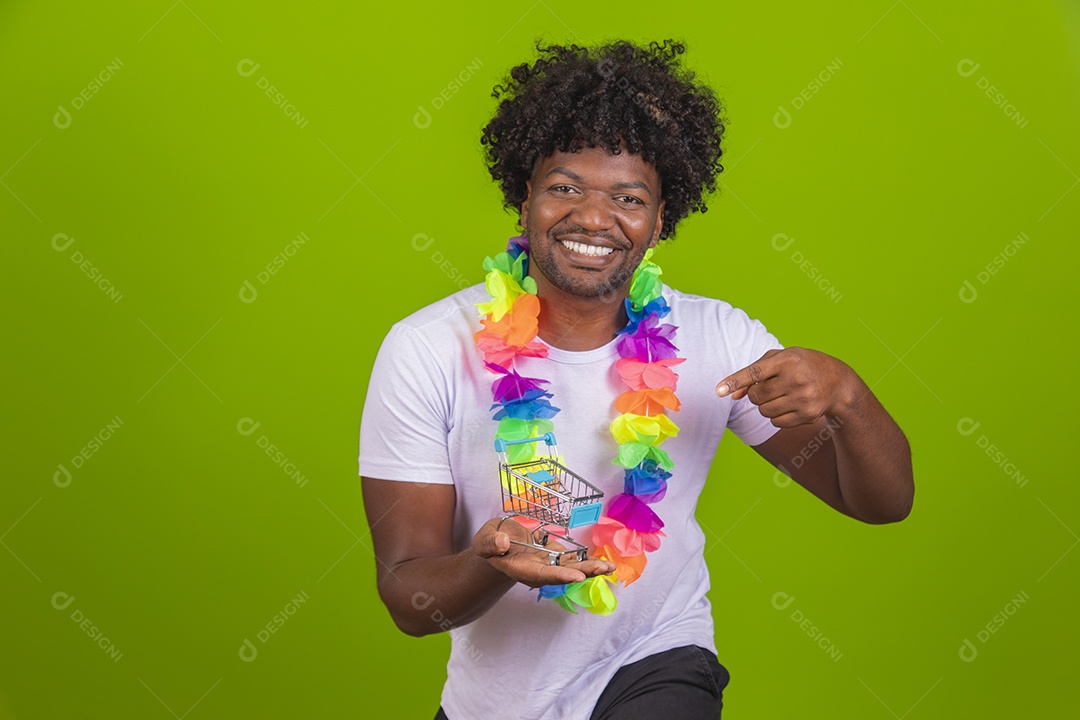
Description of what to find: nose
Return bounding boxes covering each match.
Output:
[570,189,615,232]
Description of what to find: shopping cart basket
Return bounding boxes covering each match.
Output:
[495,433,604,565]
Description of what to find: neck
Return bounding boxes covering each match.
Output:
[531,272,629,351]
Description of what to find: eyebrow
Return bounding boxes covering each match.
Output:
[544,166,654,198]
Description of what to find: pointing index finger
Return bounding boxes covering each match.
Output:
[716,352,779,399]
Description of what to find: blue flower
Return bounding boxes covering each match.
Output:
[491,392,560,421]
[619,296,671,335]
[537,584,568,601]
[623,460,672,496]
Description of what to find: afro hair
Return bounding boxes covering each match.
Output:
[480,39,726,241]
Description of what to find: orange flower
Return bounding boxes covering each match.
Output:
[615,388,681,415]
[602,544,648,586]
[475,292,541,347]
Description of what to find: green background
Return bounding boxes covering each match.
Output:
[2,0,1078,717]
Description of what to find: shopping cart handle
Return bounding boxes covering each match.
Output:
[494,433,557,452]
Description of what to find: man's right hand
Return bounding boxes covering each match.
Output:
[362,478,614,636]
[471,517,617,588]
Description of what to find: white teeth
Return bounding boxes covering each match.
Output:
[560,239,614,257]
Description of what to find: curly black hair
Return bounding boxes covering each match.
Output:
[480,39,726,241]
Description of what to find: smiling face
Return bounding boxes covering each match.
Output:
[520,144,665,301]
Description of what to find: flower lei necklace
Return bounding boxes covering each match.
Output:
[474,234,683,615]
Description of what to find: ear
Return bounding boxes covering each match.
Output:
[649,199,665,248]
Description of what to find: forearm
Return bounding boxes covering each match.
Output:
[830,381,914,523]
[378,546,516,637]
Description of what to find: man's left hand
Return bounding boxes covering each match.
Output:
[715,347,866,428]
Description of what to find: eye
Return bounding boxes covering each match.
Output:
[550,184,577,194]
[616,195,644,205]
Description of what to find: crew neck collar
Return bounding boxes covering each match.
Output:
[536,333,622,364]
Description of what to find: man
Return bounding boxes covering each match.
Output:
[359,39,913,720]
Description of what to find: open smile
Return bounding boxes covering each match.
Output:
[559,238,616,257]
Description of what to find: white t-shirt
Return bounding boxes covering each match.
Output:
[359,283,783,720]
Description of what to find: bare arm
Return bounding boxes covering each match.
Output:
[716,347,914,524]
[750,392,913,523]
[361,477,616,637]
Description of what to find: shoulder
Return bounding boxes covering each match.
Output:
[392,283,488,335]
[664,286,768,333]
[367,284,488,396]
[664,285,782,364]
[377,284,487,352]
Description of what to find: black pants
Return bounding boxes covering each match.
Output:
[434,644,730,719]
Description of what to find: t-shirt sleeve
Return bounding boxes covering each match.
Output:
[358,323,455,485]
[724,311,785,447]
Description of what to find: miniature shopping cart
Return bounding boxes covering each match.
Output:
[495,433,604,565]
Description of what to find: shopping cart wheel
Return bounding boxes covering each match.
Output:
[576,549,587,562]
[548,552,560,567]
[536,530,549,547]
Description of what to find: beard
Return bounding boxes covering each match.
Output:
[525,224,651,300]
